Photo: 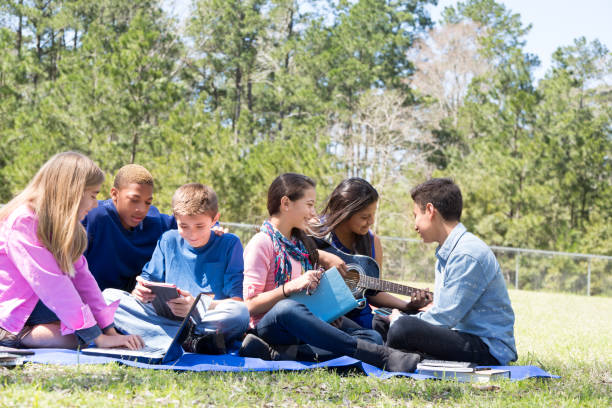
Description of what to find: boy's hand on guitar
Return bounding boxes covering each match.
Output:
[284,269,323,295]
[94,333,144,350]
[132,276,156,303]
[167,288,195,318]
[405,289,432,311]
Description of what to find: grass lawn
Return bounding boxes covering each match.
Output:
[1,289,611,407]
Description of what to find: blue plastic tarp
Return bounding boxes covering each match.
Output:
[23,349,560,381]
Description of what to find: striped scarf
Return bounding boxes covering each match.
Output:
[261,220,312,287]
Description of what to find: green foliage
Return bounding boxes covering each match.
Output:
[535,38,612,255]
[0,0,610,265]
[430,0,611,257]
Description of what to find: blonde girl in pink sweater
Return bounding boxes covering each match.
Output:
[0,152,143,350]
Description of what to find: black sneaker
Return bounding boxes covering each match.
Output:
[0,328,19,348]
[177,319,196,347]
[238,334,279,360]
[182,331,226,355]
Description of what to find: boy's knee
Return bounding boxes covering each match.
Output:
[206,301,249,340]
[386,315,420,348]
[217,301,250,327]
[102,288,128,303]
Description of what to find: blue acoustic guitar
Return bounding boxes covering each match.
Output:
[313,237,433,301]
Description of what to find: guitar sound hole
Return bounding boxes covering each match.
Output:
[343,270,361,290]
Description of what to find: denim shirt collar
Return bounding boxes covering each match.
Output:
[435,223,467,262]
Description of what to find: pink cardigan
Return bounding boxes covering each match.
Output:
[0,205,118,336]
[242,232,303,327]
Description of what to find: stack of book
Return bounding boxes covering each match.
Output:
[416,359,510,383]
[0,347,33,368]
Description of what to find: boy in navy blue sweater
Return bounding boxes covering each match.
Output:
[83,164,175,292]
[103,183,248,354]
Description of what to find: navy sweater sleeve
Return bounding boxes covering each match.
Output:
[222,236,245,299]
[82,209,96,260]
[161,213,177,231]
[140,236,168,283]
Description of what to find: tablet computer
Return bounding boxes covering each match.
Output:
[141,281,181,320]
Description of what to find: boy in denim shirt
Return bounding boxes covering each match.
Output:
[386,178,517,365]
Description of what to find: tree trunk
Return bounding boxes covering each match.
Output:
[233,66,242,142]
[247,76,253,112]
[131,132,139,164]
[50,29,56,80]
[16,0,23,57]
[278,8,294,135]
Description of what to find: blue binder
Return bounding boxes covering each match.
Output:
[289,267,359,322]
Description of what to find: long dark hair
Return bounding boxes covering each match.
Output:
[316,178,379,256]
[267,173,319,266]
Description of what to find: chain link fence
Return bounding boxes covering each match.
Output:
[222,222,612,297]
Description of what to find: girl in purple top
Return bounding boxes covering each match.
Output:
[0,152,143,350]
[316,178,431,335]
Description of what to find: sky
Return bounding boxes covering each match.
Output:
[165,0,612,80]
[430,0,612,79]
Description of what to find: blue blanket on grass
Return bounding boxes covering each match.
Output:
[24,349,559,381]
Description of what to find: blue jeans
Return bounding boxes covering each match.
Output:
[103,289,250,350]
[255,299,382,360]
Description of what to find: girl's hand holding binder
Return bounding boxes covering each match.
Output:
[317,251,348,277]
[283,269,323,296]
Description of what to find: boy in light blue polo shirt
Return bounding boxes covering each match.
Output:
[104,183,249,354]
[386,178,517,365]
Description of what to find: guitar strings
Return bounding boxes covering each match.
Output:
[342,277,421,295]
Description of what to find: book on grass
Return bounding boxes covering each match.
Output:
[289,267,359,323]
[417,360,510,382]
[0,352,25,367]
[418,359,478,371]
[0,346,34,356]
[140,280,181,320]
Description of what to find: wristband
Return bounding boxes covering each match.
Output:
[282,283,288,298]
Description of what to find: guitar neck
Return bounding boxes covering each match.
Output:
[358,274,430,297]
[313,241,432,298]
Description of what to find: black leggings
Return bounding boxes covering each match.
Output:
[386,315,500,365]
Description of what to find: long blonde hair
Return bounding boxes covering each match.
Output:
[0,152,105,277]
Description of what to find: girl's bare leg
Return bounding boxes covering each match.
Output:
[20,322,79,349]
